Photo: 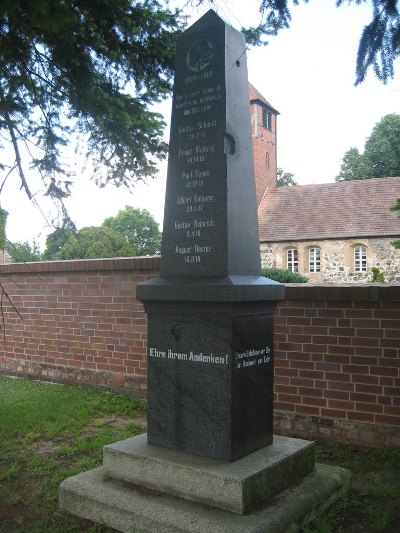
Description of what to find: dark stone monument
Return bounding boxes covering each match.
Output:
[136,9,284,462]
[59,12,351,531]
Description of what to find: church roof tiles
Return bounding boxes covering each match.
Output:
[258,176,400,242]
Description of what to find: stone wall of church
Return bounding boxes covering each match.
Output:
[260,237,400,283]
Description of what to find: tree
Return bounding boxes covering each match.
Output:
[390,198,400,249]
[222,0,400,85]
[6,240,42,262]
[277,168,297,187]
[0,0,183,205]
[336,114,400,181]
[42,219,77,260]
[0,209,8,250]
[103,206,161,255]
[364,114,400,178]
[336,147,373,182]
[57,226,136,260]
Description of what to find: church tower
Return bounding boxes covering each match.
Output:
[249,83,279,207]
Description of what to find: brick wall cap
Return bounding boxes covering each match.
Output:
[284,283,400,301]
[0,256,161,274]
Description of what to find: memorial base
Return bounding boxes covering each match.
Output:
[59,434,351,533]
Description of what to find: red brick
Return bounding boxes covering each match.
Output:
[275,368,299,377]
[380,339,400,349]
[275,385,298,395]
[385,329,400,338]
[379,376,394,386]
[325,372,351,382]
[295,405,320,415]
[275,402,295,411]
[274,376,290,385]
[321,408,347,419]
[375,414,400,425]
[328,399,355,410]
[371,365,399,376]
[298,387,323,398]
[384,387,400,397]
[328,346,355,356]
[290,360,315,370]
[318,309,344,318]
[350,392,378,403]
[383,405,400,416]
[350,356,378,366]
[351,337,380,347]
[356,402,383,413]
[329,327,355,337]
[355,383,383,394]
[347,411,374,422]
[291,377,315,387]
[325,390,350,400]
[326,352,352,362]
[278,394,302,403]
[351,374,379,384]
[298,369,324,380]
[311,318,337,327]
[303,326,328,335]
[342,364,370,374]
[302,396,327,407]
[316,362,341,372]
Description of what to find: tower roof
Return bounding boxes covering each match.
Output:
[248,83,279,114]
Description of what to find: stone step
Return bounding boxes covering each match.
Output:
[102,433,314,514]
[59,462,351,533]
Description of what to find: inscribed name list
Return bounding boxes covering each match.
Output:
[161,26,228,277]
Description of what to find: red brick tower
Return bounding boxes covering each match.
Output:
[249,83,279,207]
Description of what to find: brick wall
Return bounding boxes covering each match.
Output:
[0,257,159,397]
[0,258,398,446]
[274,284,400,446]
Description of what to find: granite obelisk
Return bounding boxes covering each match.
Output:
[137,10,284,461]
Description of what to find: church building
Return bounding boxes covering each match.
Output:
[249,84,400,283]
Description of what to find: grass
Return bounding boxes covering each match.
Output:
[0,375,145,533]
[0,375,399,532]
[301,442,400,532]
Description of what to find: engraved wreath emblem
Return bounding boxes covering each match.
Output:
[186,39,213,72]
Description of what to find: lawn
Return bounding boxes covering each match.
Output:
[0,375,399,533]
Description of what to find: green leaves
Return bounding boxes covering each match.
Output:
[0,0,184,201]
[57,226,136,260]
[103,206,162,256]
[336,114,400,181]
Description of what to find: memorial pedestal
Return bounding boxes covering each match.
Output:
[138,276,283,461]
[59,433,351,533]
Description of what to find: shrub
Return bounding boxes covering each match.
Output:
[261,267,309,283]
[370,267,385,283]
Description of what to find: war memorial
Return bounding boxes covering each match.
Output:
[59,11,350,531]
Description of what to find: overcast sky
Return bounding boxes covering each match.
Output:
[2,0,400,246]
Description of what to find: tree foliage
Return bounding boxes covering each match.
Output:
[224,0,399,85]
[277,168,297,187]
[0,209,8,250]
[103,206,161,256]
[336,114,400,181]
[6,240,43,263]
[58,226,136,260]
[391,198,400,249]
[0,0,183,203]
[42,219,77,260]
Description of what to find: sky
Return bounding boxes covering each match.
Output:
[2,0,400,247]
